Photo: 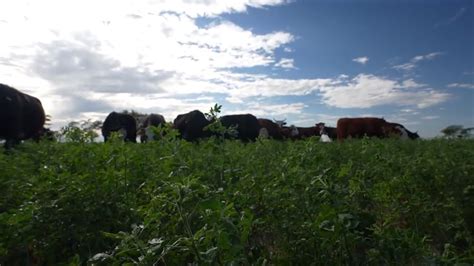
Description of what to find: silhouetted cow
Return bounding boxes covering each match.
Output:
[0,83,46,149]
[173,110,211,141]
[138,113,166,142]
[102,112,137,142]
[220,114,260,142]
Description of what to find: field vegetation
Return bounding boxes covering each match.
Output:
[1,126,473,264]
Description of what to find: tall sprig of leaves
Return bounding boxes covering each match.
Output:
[204,104,238,140]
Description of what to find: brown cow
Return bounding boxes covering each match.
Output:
[294,126,320,139]
[280,125,299,139]
[257,118,284,139]
[336,117,418,141]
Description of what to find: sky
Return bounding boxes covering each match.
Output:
[1,0,472,138]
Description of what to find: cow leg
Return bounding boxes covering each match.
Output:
[259,128,269,138]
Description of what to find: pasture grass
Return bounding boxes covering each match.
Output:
[0,138,473,264]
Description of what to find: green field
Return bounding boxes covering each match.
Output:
[1,138,473,265]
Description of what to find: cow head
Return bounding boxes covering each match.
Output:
[289,125,299,137]
[273,118,287,127]
[407,130,420,140]
[388,123,420,140]
[316,122,326,135]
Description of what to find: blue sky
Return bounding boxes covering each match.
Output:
[0,0,472,137]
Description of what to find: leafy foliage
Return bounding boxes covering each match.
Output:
[204,103,238,140]
[0,138,473,264]
[60,120,102,143]
[441,125,474,139]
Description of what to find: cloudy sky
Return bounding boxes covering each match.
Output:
[1,0,472,137]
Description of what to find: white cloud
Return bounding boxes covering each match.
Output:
[352,56,369,65]
[275,58,296,69]
[225,77,336,103]
[413,52,442,62]
[448,83,474,89]
[435,7,467,28]
[0,0,290,22]
[422,115,440,120]
[226,102,307,118]
[318,74,449,109]
[398,79,426,89]
[400,108,420,115]
[313,114,343,127]
[218,73,449,110]
[393,52,443,71]
[393,62,417,71]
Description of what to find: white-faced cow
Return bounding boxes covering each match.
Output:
[257,118,284,140]
[316,122,337,141]
[138,113,166,142]
[336,117,419,141]
[0,83,46,149]
[279,125,319,140]
[102,112,137,142]
[280,125,299,139]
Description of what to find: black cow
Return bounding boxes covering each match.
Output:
[173,110,211,141]
[102,112,137,142]
[0,83,46,149]
[220,114,260,142]
[138,113,166,142]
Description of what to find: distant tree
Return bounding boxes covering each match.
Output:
[460,127,474,138]
[441,125,474,139]
[60,119,102,142]
[81,119,102,132]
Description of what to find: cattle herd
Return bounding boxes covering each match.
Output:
[1,83,419,149]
